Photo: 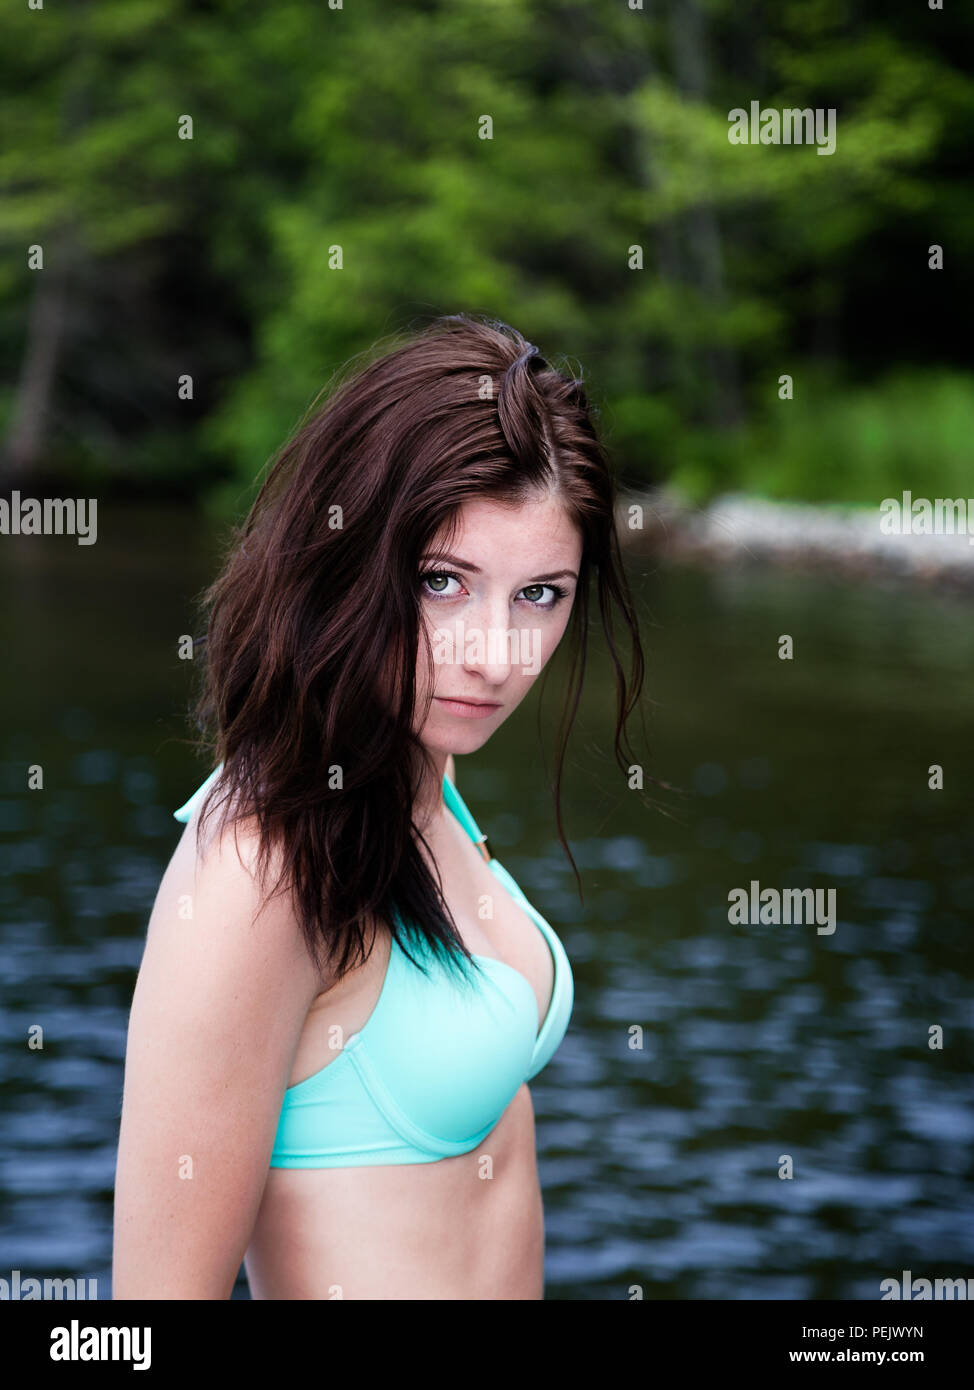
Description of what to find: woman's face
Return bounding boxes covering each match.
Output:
[414,491,583,757]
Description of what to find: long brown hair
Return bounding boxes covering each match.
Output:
[192,313,645,982]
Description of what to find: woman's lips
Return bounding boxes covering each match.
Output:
[433,696,502,720]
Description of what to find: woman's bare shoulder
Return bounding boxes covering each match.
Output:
[150,805,327,993]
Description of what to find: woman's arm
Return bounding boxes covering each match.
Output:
[112,815,324,1299]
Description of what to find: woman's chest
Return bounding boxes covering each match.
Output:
[429,817,555,1033]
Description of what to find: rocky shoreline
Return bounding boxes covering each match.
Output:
[616,489,974,592]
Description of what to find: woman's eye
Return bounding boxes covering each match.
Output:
[519,583,563,608]
[421,571,463,599]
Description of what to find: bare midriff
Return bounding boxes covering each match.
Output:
[244,1084,544,1299]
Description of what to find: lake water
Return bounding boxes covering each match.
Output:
[1,505,972,1300]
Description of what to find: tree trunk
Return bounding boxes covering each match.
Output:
[3,245,70,480]
[669,0,744,430]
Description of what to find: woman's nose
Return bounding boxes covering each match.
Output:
[459,599,516,683]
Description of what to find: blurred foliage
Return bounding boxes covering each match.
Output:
[671,369,974,504]
[0,0,970,510]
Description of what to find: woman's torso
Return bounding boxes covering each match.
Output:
[239,786,561,1299]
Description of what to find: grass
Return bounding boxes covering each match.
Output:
[665,369,974,507]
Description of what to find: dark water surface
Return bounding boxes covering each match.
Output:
[1,505,972,1300]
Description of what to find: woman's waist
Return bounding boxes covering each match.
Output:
[247,1088,542,1296]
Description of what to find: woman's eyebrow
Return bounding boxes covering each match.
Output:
[422,552,578,584]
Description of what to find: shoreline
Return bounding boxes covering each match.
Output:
[616,489,974,592]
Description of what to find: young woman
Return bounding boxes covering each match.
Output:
[112,313,644,1300]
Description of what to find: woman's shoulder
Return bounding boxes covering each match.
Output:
[151,793,327,997]
[169,765,287,904]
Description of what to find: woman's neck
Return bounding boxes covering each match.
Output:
[411,749,449,831]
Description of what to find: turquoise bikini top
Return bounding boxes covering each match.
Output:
[172,767,574,1168]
